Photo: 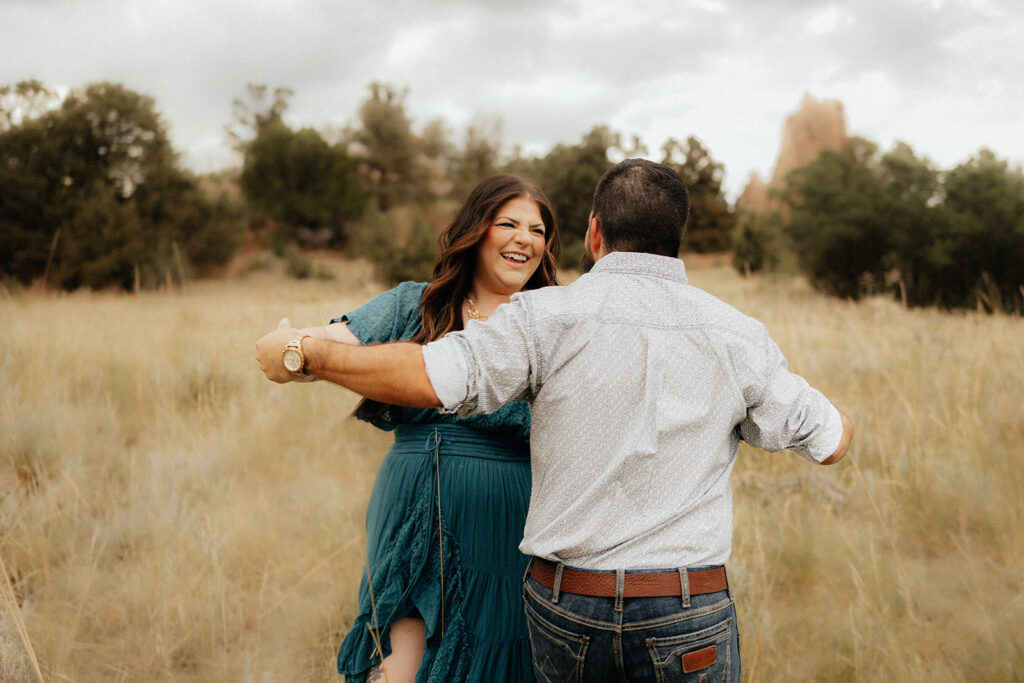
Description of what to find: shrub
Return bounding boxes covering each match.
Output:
[731,210,788,275]
[348,200,438,285]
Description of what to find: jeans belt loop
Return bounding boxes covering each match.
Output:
[614,569,625,613]
[522,557,534,587]
[678,567,691,608]
[551,563,564,604]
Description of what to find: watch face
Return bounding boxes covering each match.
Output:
[282,348,303,372]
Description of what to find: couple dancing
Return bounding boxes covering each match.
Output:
[257,160,854,682]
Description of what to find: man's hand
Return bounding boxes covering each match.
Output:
[256,317,300,384]
[820,408,854,465]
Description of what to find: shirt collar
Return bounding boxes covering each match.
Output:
[589,251,689,284]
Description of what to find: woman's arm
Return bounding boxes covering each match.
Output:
[293,319,362,346]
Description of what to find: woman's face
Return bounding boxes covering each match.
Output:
[473,196,547,296]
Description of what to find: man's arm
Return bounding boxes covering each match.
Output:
[819,407,854,465]
[740,330,854,464]
[255,326,441,408]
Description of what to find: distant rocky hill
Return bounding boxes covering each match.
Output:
[738,94,848,213]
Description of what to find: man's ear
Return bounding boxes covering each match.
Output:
[588,214,603,255]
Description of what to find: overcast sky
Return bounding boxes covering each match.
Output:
[2,0,1021,199]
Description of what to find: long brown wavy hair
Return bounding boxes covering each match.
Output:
[356,174,560,419]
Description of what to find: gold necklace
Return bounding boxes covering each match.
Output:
[466,295,484,320]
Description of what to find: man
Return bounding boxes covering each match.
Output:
[257,159,853,681]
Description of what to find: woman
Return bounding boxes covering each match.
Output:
[293,175,559,682]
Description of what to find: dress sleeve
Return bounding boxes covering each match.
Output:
[330,281,428,345]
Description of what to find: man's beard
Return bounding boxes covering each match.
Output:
[579,241,596,273]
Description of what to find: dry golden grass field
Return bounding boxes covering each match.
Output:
[2,255,1023,682]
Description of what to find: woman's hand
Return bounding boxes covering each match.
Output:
[255,318,301,383]
[257,316,363,383]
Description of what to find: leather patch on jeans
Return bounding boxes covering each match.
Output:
[682,645,717,673]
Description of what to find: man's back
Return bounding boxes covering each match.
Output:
[426,251,843,570]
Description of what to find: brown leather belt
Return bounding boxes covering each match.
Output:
[530,558,728,598]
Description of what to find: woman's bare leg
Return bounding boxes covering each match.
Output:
[365,616,426,683]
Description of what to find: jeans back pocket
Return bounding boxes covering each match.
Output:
[524,600,590,683]
[646,615,734,682]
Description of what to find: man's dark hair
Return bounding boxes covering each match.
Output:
[591,158,689,257]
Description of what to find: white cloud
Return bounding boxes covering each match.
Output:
[2,0,1023,199]
[805,4,851,35]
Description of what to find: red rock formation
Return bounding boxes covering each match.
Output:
[738,94,847,214]
[737,172,769,214]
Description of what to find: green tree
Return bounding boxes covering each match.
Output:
[875,143,955,307]
[0,80,61,132]
[508,126,615,266]
[353,82,422,208]
[226,84,293,150]
[731,210,788,274]
[347,197,393,263]
[347,199,438,285]
[239,121,365,248]
[383,215,440,284]
[661,136,736,253]
[942,149,1024,311]
[420,117,455,165]
[780,137,894,299]
[451,121,502,197]
[0,81,242,290]
[0,113,55,282]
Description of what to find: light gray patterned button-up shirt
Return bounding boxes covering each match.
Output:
[422,251,843,569]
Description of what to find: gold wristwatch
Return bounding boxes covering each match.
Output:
[282,335,312,376]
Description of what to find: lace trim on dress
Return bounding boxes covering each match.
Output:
[337,478,473,682]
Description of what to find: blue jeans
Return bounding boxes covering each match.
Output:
[522,562,740,682]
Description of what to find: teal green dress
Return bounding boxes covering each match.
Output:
[334,282,534,682]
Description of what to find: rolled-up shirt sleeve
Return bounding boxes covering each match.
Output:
[739,335,844,463]
[422,336,472,414]
[421,294,537,417]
